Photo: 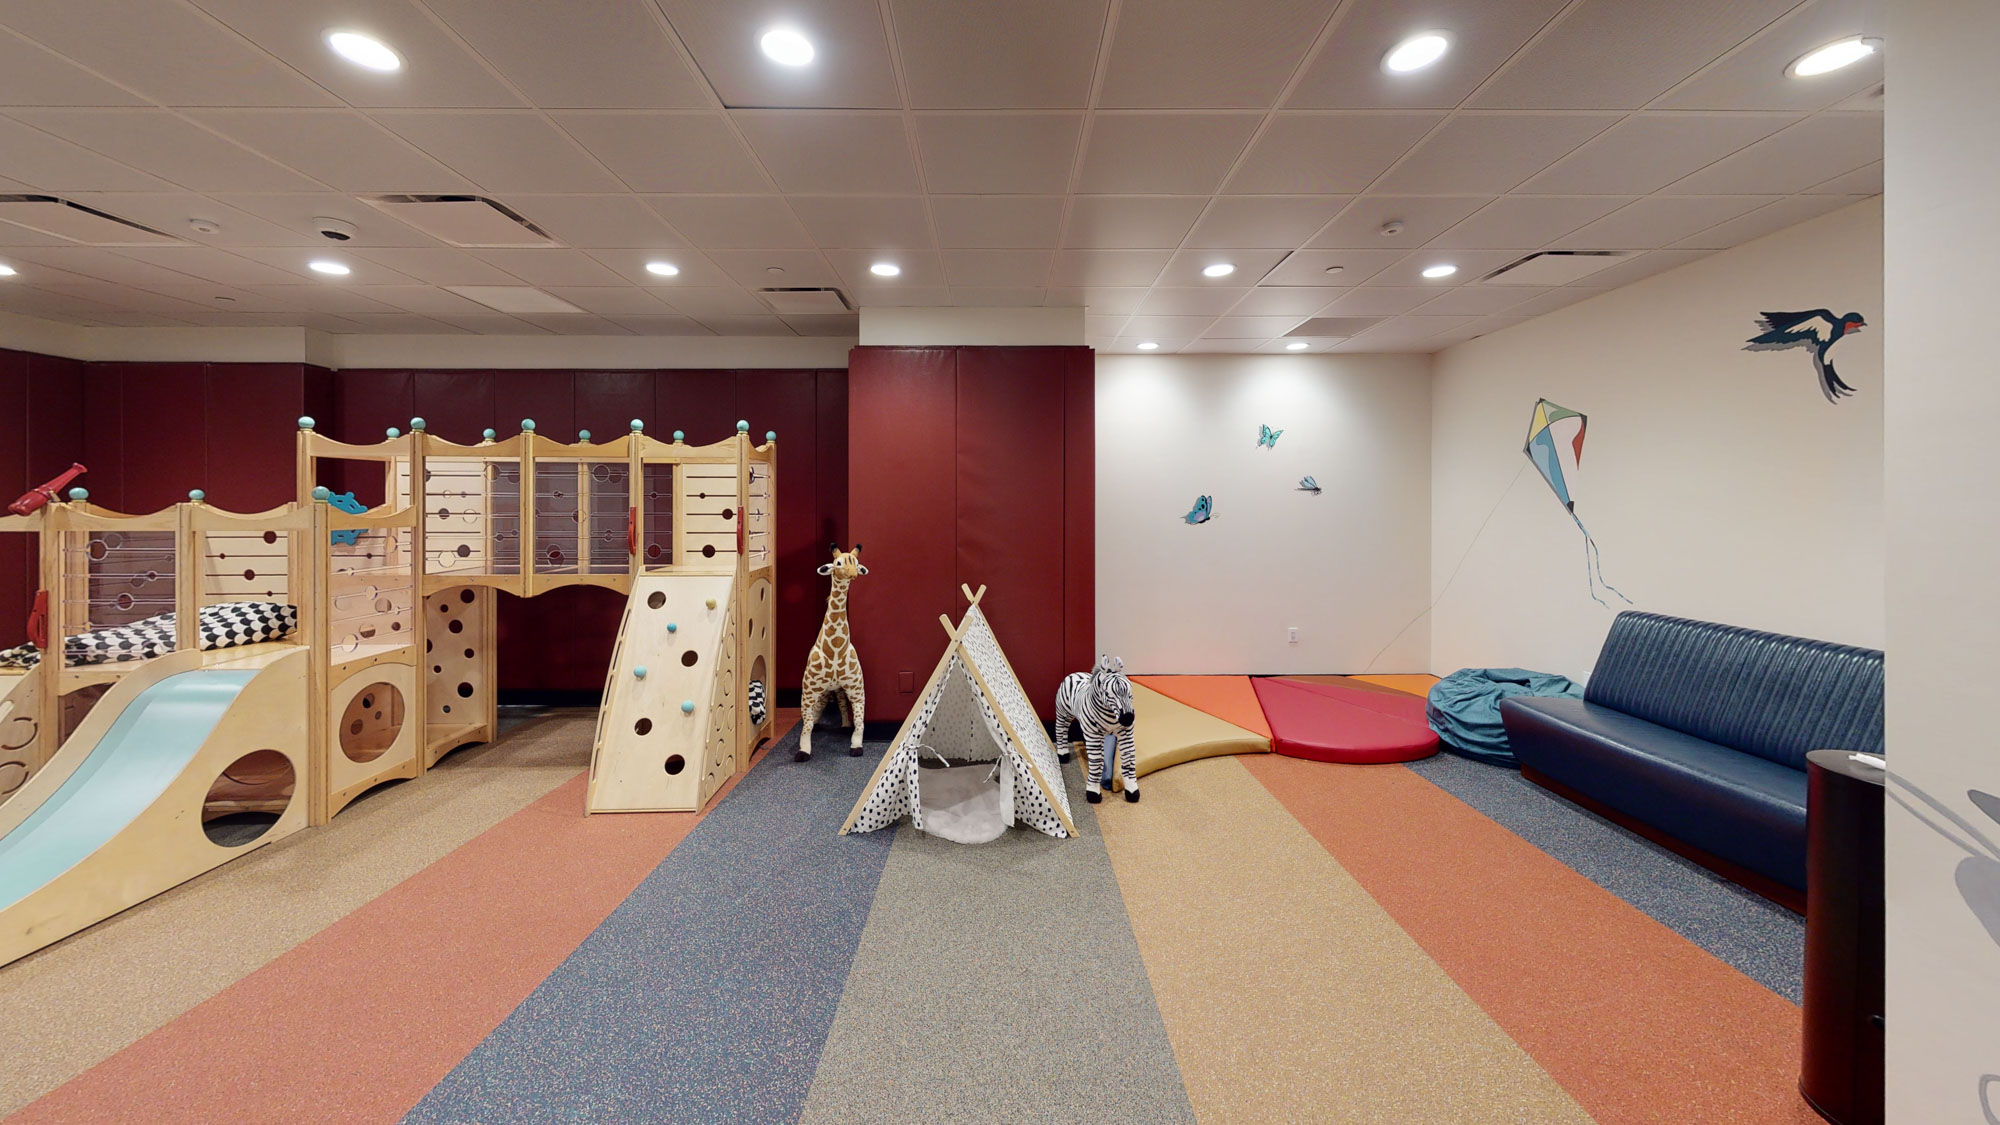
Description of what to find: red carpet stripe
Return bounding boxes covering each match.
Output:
[1241,753,1819,1125]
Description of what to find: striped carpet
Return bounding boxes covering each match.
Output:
[3,702,1812,1124]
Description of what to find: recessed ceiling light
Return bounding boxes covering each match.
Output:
[325,30,402,73]
[1788,36,1880,78]
[760,27,815,67]
[308,259,350,276]
[645,261,680,277]
[1323,265,1345,276]
[1201,262,1236,278]
[1285,341,1309,351]
[1421,263,1458,279]
[870,261,901,277]
[0,264,16,277]
[1384,32,1450,74]
[1137,341,1160,351]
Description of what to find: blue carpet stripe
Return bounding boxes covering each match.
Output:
[1406,751,1805,1000]
[402,728,895,1125]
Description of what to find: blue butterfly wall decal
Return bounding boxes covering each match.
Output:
[1182,495,1213,524]
[1257,424,1283,448]
[1297,476,1321,494]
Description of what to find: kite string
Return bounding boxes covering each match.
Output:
[1572,514,1633,606]
[1363,460,1531,673]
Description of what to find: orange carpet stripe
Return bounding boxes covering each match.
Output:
[12,742,774,1125]
[1240,754,1818,1125]
[1130,675,1272,739]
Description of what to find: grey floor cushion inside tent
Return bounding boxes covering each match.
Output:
[916,763,1009,844]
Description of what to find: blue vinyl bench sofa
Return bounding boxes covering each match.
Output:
[1500,611,1884,911]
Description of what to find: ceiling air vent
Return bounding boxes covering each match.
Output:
[1285,316,1385,338]
[0,195,181,246]
[1482,251,1630,286]
[364,195,554,247]
[758,287,851,315]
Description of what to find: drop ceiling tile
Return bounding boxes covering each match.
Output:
[1183,196,1348,249]
[783,313,861,337]
[825,250,945,288]
[1470,0,1800,109]
[1098,0,1332,108]
[788,196,934,250]
[537,287,676,316]
[553,113,772,192]
[914,114,1082,194]
[4,0,339,107]
[890,0,1107,108]
[6,245,231,288]
[186,109,474,193]
[346,285,501,317]
[59,193,318,247]
[1415,285,1540,315]
[233,283,401,315]
[1046,287,1148,313]
[189,0,523,108]
[942,250,1052,288]
[1203,315,1306,338]
[1049,250,1173,287]
[1318,287,1439,316]
[706,250,842,289]
[1286,0,1570,109]
[1123,315,1220,338]
[654,287,770,316]
[1518,114,1798,195]
[734,112,919,194]
[345,247,523,285]
[374,113,626,193]
[0,29,147,107]
[948,286,1047,306]
[1662,114,1882,195]
[846,283,950,306]
[336,312,463,334]
[0,116,167,192]
[1180,339,1271,353]
[1042,289,1086,308]
[1084,314,1127,337]
[1505,287,1601,317]
[1253,248,1404,286]
[7,109,324,192]
[1567,248,1711,289]
[1158,248,1291,287]
[1105,338,1191,353]
[424,0,710,109]
[1368,250,1521,287]
[1554,196,1773,249]
[500,196,685,250]
[1226,114,1440,194]
[428,313,547,334]
[1812,160,1881,195]
[1673,193,1868,249]
[1350,313,1483,341]
[647,197,813,250]
[220,247,418,285]
[1658,0,1885,111]
[1076,114,1261,194]
[696,315,796,336]
[1429,196,1632,249]
[1371,114,1619,194]
[1228,287,1337,315]
[656,0,898,108]
[127,283,299,313]
[113,245,319,287]
[930,196,1065,248]
[1135,287,1252,316]
[519,313,637,335]
[1308,196,1490,249]
[472,248,629,287]
[1062,196,1207,249]
[210,194,442,247]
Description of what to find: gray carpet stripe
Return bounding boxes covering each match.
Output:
[798,758,1196,1125]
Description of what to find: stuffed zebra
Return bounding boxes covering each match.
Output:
[747,679,767,727]
[1054,654,1138,804]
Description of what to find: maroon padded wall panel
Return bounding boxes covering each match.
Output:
[816,370,849,553]
[303,365,335,439]
[738,369,818,694]
[412,371,496,445]
[81,364,123,513]
[954,348,1068,714]
[26,353,84,487]
[327,370,414,504]
[0,353,28,645]
[115,364,208,512]
[653,370,738,445]
[847,348,957,722]
[492,371,574,441]
[1062,349,1096,682]
[203,364,305,511]
[573,371,653,440]
[494,585,626,694]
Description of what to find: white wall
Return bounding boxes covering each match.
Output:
[1883,3,2000,1118]
[1428,199,1884,681]
[1096,353,1432,674]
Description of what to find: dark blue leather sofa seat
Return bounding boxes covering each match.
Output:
[1500,612,1883,896]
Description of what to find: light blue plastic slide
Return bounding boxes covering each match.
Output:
[0,669,256,914]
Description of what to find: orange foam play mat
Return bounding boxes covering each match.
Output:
[1130,676,1272,739]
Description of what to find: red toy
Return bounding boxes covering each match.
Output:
[8,463,86,517]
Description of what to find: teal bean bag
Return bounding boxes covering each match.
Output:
[1426,667,1582,767]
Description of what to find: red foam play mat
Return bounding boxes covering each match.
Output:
[1251,677,1438,764]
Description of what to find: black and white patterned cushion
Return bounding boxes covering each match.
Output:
[0,641,39,669]
[199,601,297,649]
[61,601,298,666]
[747,678,767,726]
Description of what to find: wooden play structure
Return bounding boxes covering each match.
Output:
[0,416,777,966]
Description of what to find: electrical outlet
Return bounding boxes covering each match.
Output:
[1287,626,1299,645]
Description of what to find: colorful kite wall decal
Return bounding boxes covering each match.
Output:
[1257,424,1282,449]
[1744,309,1867,402]
[1297,476,1322,495]
[1182,495,1213,524]
[1524,398,1630,608]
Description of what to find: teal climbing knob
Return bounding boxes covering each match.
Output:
[67,487,87,502]
[578,429,592,443]
[666,622,677,633]
[630,419,644,432]
[386,427,401,439]
[409,417,426,431]
[680,700,695,715]
[736,420,749,434]
[311,486,331,502]
[521,419,536,432]
[297,416,316,430]
[633,665,647,679]
[482,428,496,441]
[672,430,685,443]
[187,489,205,502]
[765,431,776,442]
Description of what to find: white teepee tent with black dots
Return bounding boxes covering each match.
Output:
[841,585,1075,841]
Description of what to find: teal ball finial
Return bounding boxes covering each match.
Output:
[409,417,426,432]
[630,419,644,433]
[672,430,685,443]
[311,486,331,502]
[297,416,315,430]
[482,428,497,442]
[666,622,677,634]
[385,426,401,439]
[521,419,536,433]
[633,665,647,680]
[67,487,87,502]
[736,420,750,434]
[578,429,592,443]
[680,700,695,715]
[765,430,776,442]
[187,489,205,502]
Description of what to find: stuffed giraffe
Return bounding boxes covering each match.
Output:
[798,543,867,761]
